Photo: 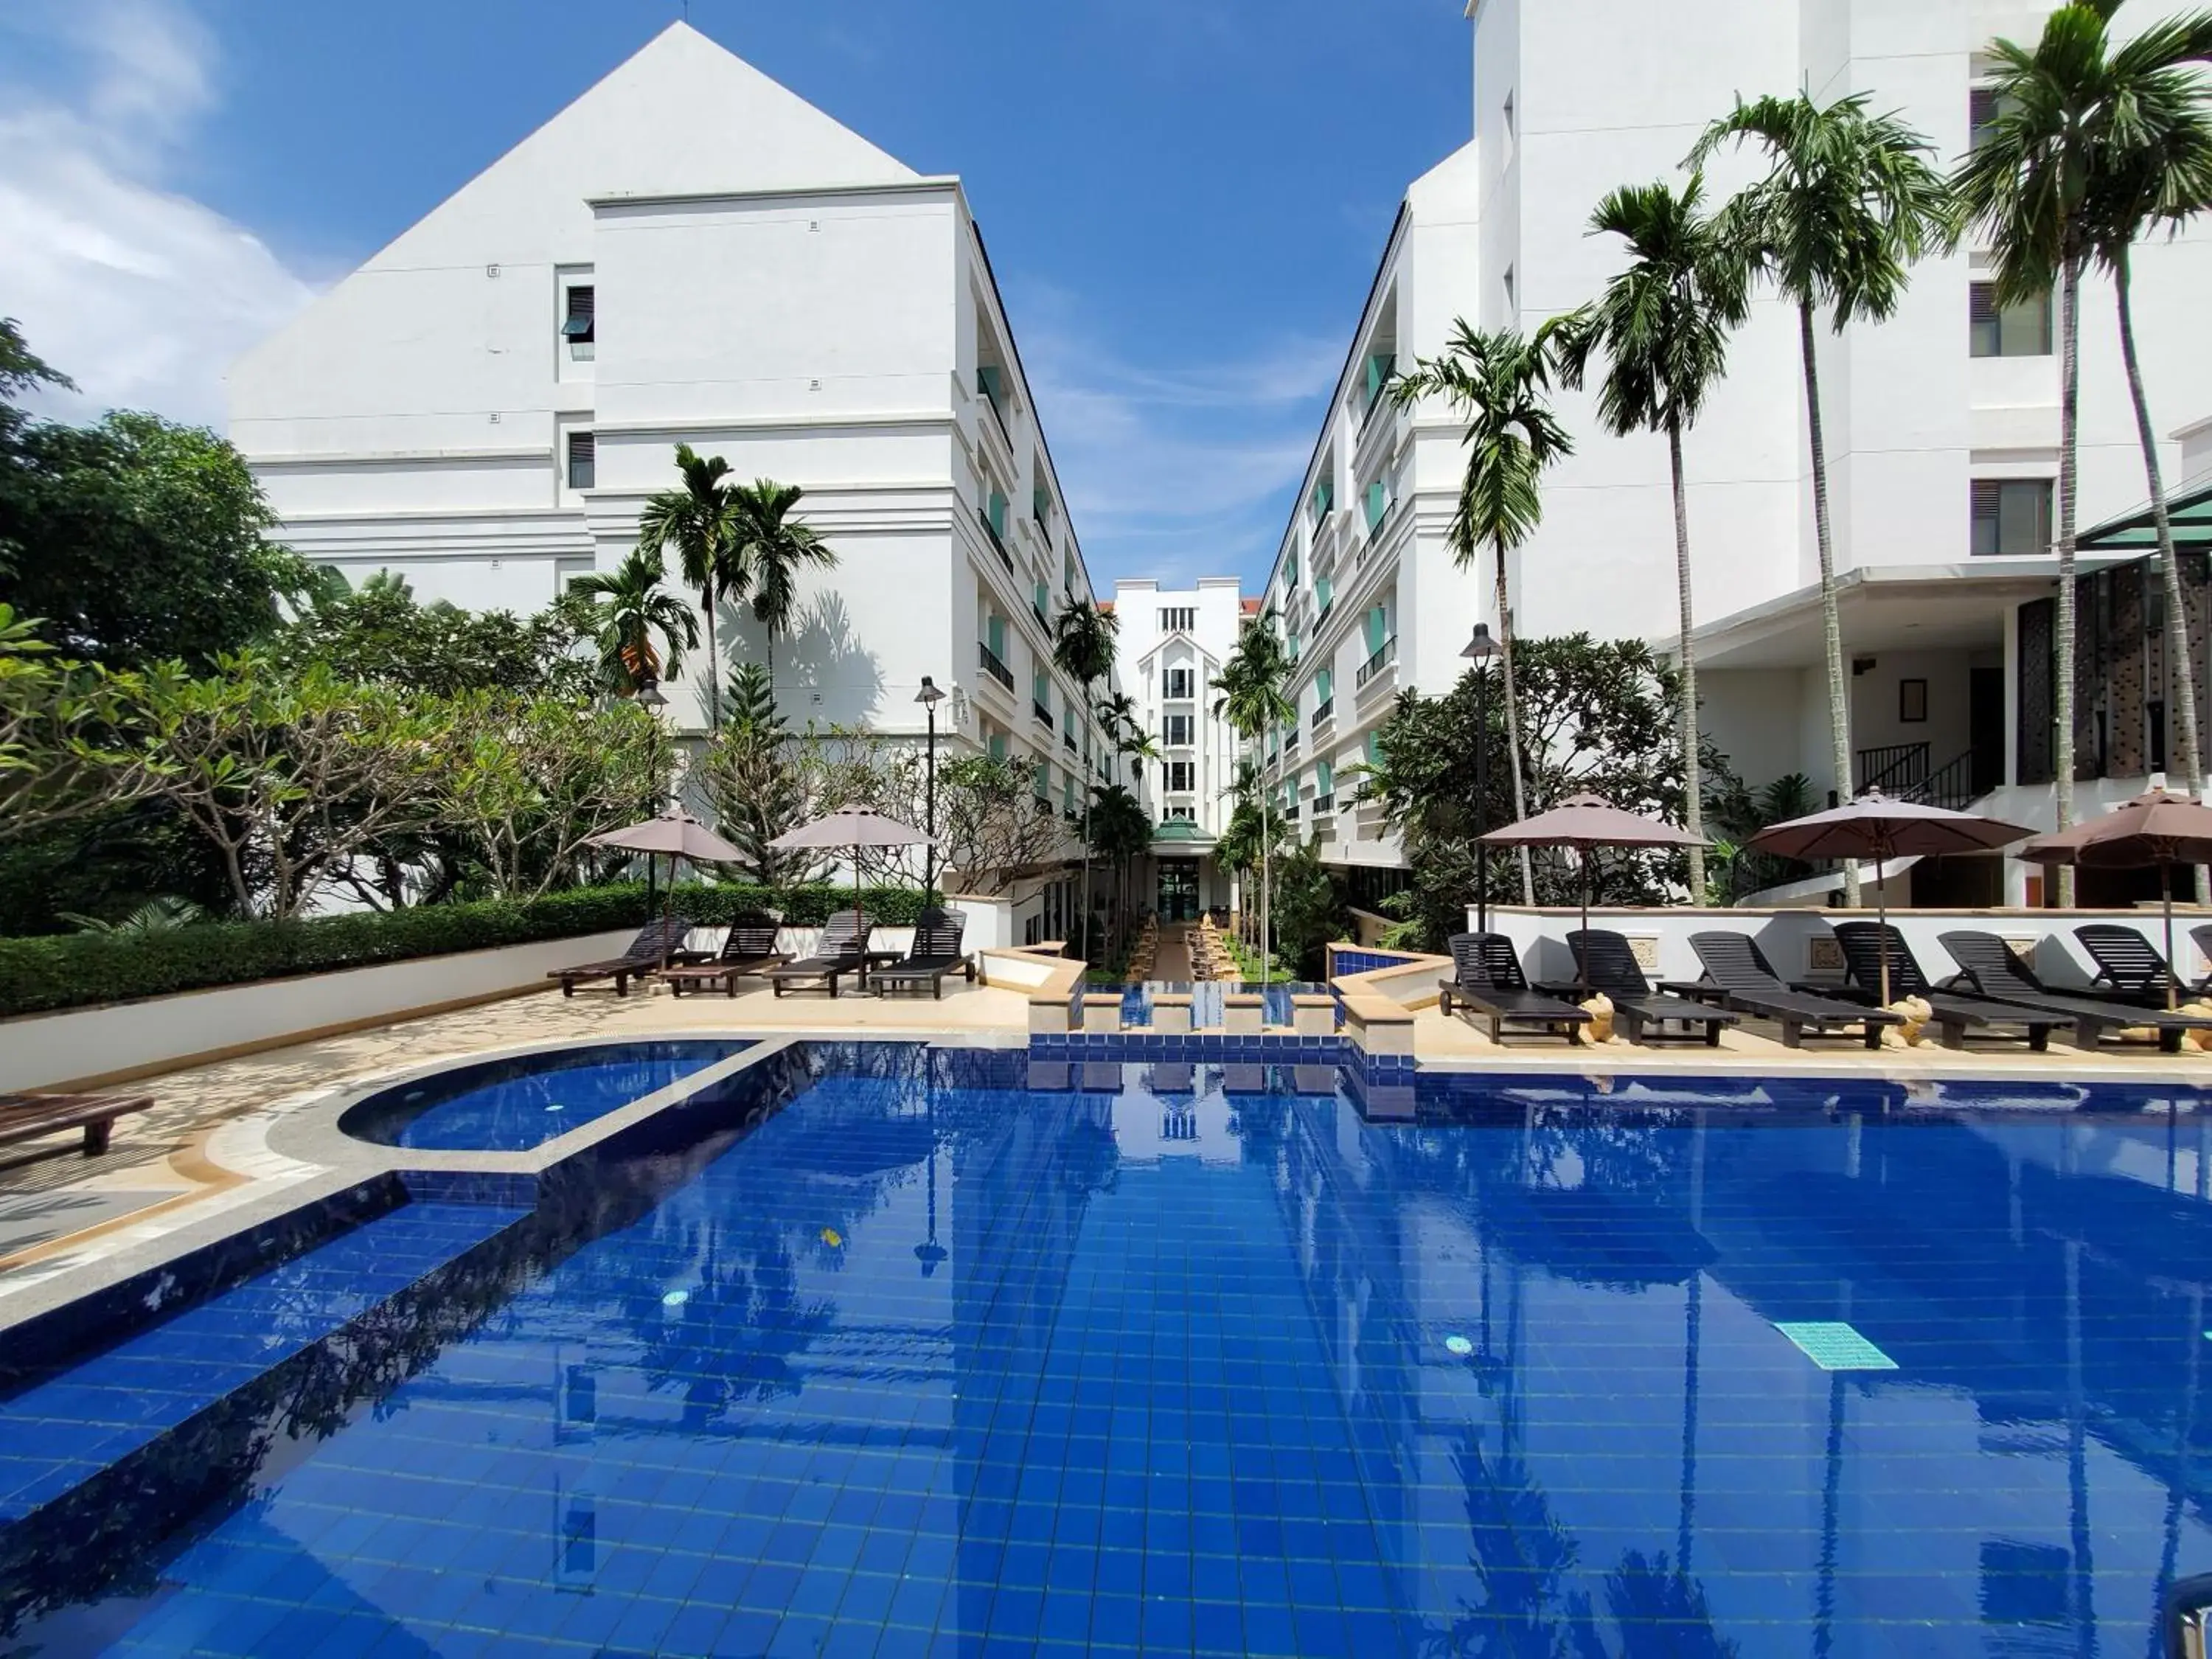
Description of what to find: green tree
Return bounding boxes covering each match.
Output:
[1391,321,1576,905]
[1213,611,1295,981]
[0,407,310,669]
[699,661,821,887]
[0,602,153,842]
[732,480,838,711]
[1954,1,2212,886]
[637,444,745,723]
[271,570,595,699]
[1051,597,1119,960]
[1690,93,1956,900]
[568,546,698,694]
[1555,175,1750,898]
[1269,835,1349,979]
[1085,781,1153,953]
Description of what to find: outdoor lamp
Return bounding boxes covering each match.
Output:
[1460,624,1500,661]
[916,676,946,896]
[1461,625,1500,931]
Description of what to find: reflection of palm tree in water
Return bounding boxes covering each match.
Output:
[1060,1102,1120,1195]
[636,1228,835,1427]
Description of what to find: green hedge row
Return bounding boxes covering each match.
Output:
[0,881,935,1018]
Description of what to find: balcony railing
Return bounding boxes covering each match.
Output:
[1854,740,1930,796]
[1032,699,1054,728]
[978,641,1015,692]
[1032,598,1050,630]
[1356,634,1398,689]
[1063,805,1079,824]
[978,509,1013,574]
[1312,698,1335,729]
[1313,793,1335,815]
[1284,729,1301,758]
[1062,729,1077,754]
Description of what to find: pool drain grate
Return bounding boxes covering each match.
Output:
[1773,1321,1898,1371]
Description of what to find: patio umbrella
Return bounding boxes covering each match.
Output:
[2016,789,2212,1010]
[1478,794,1708,993]
[768,807,935,942]
[588,807,747,965]
[1746,790,2032,1005]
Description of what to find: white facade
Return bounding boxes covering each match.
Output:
[1270,0,2212,880]
[228,20,1118,831]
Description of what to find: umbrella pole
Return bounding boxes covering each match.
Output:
[2165,862,2178,1012]
[663,854,677,970]
[1580,849,1592,998]
[1876,855,1891,1008]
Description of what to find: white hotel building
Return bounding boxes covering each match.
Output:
[229,24,1119,933]
[1264,0,2212,909]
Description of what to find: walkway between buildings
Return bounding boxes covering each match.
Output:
[1152,924,1194,982]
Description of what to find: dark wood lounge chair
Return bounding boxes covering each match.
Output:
[768,911,872,999]
[870,910,973,999]
[1938,930,2212,1054]
[548,914,696,998]
[1829,922,2059,1051]
[1,1092,154,1158]
[661,912,789,998]
[1437,932,1592,1045]
[1685,932,1902,1049]
[2074,923,2204,1003]
[1556,930,1738,1046]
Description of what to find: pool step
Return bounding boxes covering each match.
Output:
[0,1201,529,1522]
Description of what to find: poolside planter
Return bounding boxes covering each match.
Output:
[0,928,643,1094]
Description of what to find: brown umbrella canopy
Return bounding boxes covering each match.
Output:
[1478,795,1707,991]
[770,807,936,939]
[2017,790,2212,1009]
[586,807,745,966]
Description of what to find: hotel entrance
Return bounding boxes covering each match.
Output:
[1158,859,1200,923]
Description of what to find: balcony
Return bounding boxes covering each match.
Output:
[1356,633,1398,690]
[1283,729,1301,759]
[978,640,1015,692]
[1063,805,1080,824]
[1032,597,1050,630]
[1312,698,1335,731]
[978,509,1013,574]
[1032,698,1054,729]
[1312,793,1335,815]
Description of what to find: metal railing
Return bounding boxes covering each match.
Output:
[1313,793,1335,814]
[1032,699,1054,728]
[1357,634,1398,689]
[978,509,1013,573]
[1854,740,1929,795]
[1312,698,1335,729]
[1901,750,1981,811]
[1062,729,1077,754]
[1032,599,1049,630]
[1284,729,1301,758]
[978,641,1014,692]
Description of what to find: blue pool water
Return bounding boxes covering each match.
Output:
[8,1052,2212,1656]
[341,1040,750,1151]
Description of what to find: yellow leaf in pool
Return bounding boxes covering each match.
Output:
[821,1228,844,1249]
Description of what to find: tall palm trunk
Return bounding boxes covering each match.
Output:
[1666,416,1708,899]
[1078,681,1095,962]
[2054,252,2084,906]
[700,593,720,728]
[1260,796,1272,987]
[2115,247,2203,802]
[1492,538,1536,905]
[1799,302,1860,904]
[764,633,776,716]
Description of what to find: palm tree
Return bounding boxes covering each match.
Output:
[731,480,838,712]
[1051,597,1119,961]
[1214,755,1275,946]
[1392,320,1576,905]
[1955,1,2212,893]
[1690,94,1956,902]
[1214,613,1295,983]
[637,445,745,726]
[2083,9,2212,808]
[1555,175,1751,897]
[569,546,698,693]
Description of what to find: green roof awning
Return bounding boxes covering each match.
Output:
[2078,475,2212,552]
[1152,819,1208,844]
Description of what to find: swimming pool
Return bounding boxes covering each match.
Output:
[339,1039,752,1151]
[6,1048,2212,1655]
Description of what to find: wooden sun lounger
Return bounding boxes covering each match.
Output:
[549,914,696,997]
[869,910,973,999]
[0,1092,155,1158]
[1438,932,1591,1045]
[661,913,790,998]
[1554,930,1738,1046]
[1938,931,2212,1054]
[1829,922,2059,1051]
[767,911,872,999]
[2074,924,2202,1004]
[1686,932,1902,1050]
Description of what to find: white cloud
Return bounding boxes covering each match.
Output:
[0,0,313,428]
[1019,299,1340,593]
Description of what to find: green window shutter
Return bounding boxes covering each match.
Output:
[1312,478,1333,518]
[1034,579,1049,614]
[1366,355,1384,400]
[1033,485,1051,522]
[1366,731,1381,764]
[1365,606,1386,653]
[1287,554,1299,586]
[987,490,1007,537]
[989,731,1006,762]
[1315,576,1332,611]
[1287,631,1300,661]
[978,364,1003,405]
[1033,669,1051,703]
[987,613,1006,658]
[1316,669,1332,703]
[1364,480,1387,529]
[1318,760,1334,794]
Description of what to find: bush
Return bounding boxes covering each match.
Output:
[0,880,934,1017]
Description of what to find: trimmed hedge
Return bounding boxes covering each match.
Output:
[0,881,935,1019]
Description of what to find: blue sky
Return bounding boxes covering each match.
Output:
[0,0,1472,595]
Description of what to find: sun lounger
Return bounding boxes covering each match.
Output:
[870,909,974,999]
[2073,923,2201,1003]
[1685,932,1902,1049]
[1437,932,1592,1045]
[767,911,873,999]
[1557,931,1738,1046]
[0,1091,155,1158]
[1938,931,2212,1054]
[661,912,789,998]
[549,914,696,997]
[1829,922,2059,1051]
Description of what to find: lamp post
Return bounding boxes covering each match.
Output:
[634,672,669,917]
[1461,625,1502,933]
[915,676,946,897]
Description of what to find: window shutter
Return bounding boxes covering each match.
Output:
[1316,669,1332,703]
[1366,732,1382,764]
[978,364,1003,404]
[1317,760,1333,794]
[989,731,1006,762]
[1969,283,1997,323]
[1972,480,2002,519]
[987,613,1006,658]
[1365,481,1388,529]
[1315,576,1332,611]
[1366,607,1386,652]
[561,286,595,339]
[987,491,1007,537]
[1034,579,1049,613]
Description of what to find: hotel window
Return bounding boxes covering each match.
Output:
[1166,805,1196,821]
[1969,86,2016,150]
[1164,713,1194,747]
[566,431,596,491]
[1166,761,1196,793]
[1164,667,1194,699]
[1159,607,1195,633]
[1969,283,2051,358]
[561,284,595,352]
[1971,479,2052,556]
